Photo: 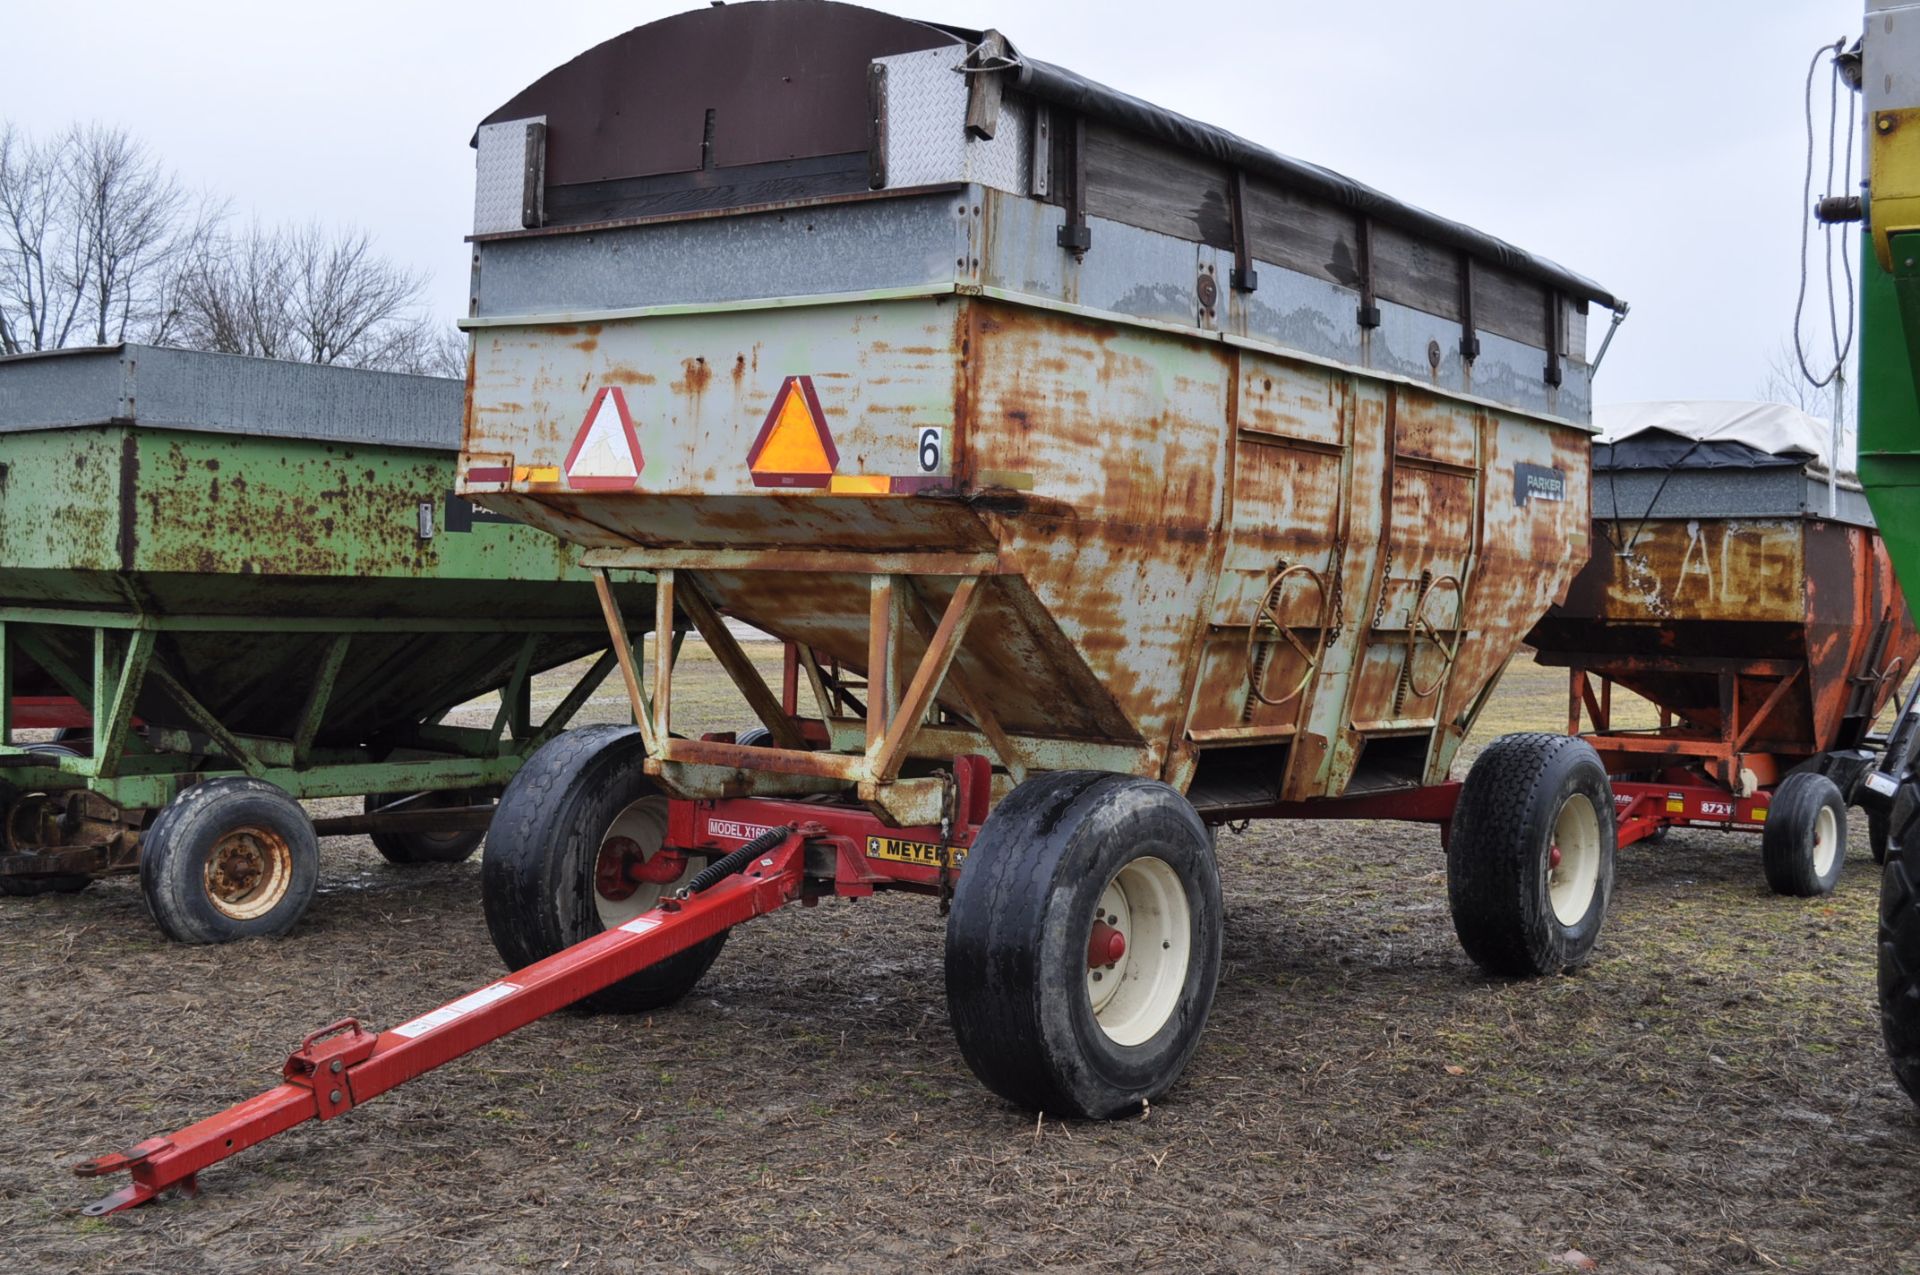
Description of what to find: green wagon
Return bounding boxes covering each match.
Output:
[0,344,652,941]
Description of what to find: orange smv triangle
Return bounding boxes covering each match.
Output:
[746,376,838,488]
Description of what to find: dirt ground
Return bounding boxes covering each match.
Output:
[4,652,1920,1274]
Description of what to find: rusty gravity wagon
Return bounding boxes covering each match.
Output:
[1527,400,1918,895]
[76,2,1628,1211]
[0,345,653,941]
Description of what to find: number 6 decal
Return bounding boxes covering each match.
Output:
[918,427,943,474]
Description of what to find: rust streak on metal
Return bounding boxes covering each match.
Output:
[658,737,864,781]
[866,576,893,756]
[653,570,676,744]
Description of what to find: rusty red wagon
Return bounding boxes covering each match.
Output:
[1527,401,1918,894]
[75,2,1629,1212]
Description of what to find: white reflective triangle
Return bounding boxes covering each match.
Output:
[569,394,638,480]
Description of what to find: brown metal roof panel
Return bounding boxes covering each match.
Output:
[480,1,960,184]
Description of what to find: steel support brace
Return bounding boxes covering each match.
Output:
[75,832,812,1214]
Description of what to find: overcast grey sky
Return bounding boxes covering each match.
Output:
[2,0,1868,407]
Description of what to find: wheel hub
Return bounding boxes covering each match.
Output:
[1086,856,1192,1048]
[1546,795,1601,927]
[202,825,294,921]
[592,797,692,929]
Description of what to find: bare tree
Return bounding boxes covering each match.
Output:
[1758,337,1855,432]
[0,122,214,355]
[68,124,189,345]
[169,219,463,375]
[0,124,78,353]
[1,120,462,376]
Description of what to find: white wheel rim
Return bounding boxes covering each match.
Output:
[1548,794,1601,927]
[202,825,294,921]
[591,797,693,929]
[1811,804,1839,878]
[1086,856,1191,1047]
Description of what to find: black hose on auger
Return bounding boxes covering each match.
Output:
[683,824,794,895]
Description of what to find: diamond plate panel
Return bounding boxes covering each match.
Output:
[474,117,544,235]
[877,48,1028,195]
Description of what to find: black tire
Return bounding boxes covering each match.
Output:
[0,742,93,897]
[481,726,724,1013]
[1875,783,1917,868]
[138,778,320,944]
[362,790,489,865]
[1881,796,1920,1103]
[945,771,1223,1119]
[1448,733,1616,978]
[735,726,772,748]
[1761,772,1847,897]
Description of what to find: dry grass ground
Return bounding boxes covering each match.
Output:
[3,651,1918,1273]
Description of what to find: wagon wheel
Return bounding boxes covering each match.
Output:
[1244,564,1329,708]
[1404,574,1464,700]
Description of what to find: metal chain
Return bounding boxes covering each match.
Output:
[935,768,957,916]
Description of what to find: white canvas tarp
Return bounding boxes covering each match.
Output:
[1594,400,1856,479]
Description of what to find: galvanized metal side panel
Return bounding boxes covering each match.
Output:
[0,345,463,451]
[1595,467,1878,528]
[468,192,970,320]
[979,191,1593,426]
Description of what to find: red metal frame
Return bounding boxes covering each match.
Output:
[1217,772,1774,854]
[73,756,996,1215]
[77,830,816,1214]
[10,696,92,731]
[65,722,1753,1216]
[1563,661,1806,794]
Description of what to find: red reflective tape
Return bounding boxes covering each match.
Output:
[465,466,512,483]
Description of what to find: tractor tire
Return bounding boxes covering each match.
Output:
[1761,772,1846,897]
[138,778,320,943]
[1876,782,1918,869]
[363,790,490,865]
[481,726,725,1013]
[1447,733,1616,978]
[1881,820,1920,1104]
[735,726,772,748]
[945,771,1223,1119]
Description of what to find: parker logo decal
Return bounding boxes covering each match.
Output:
[1515,462,1566,506]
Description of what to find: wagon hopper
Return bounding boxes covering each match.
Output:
[75,3,1626,1212]
[0,345,653,940]
[1527,401,1917,894]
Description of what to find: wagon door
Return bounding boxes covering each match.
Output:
[1183,356,1348,780]
[1338,388,1483,788]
